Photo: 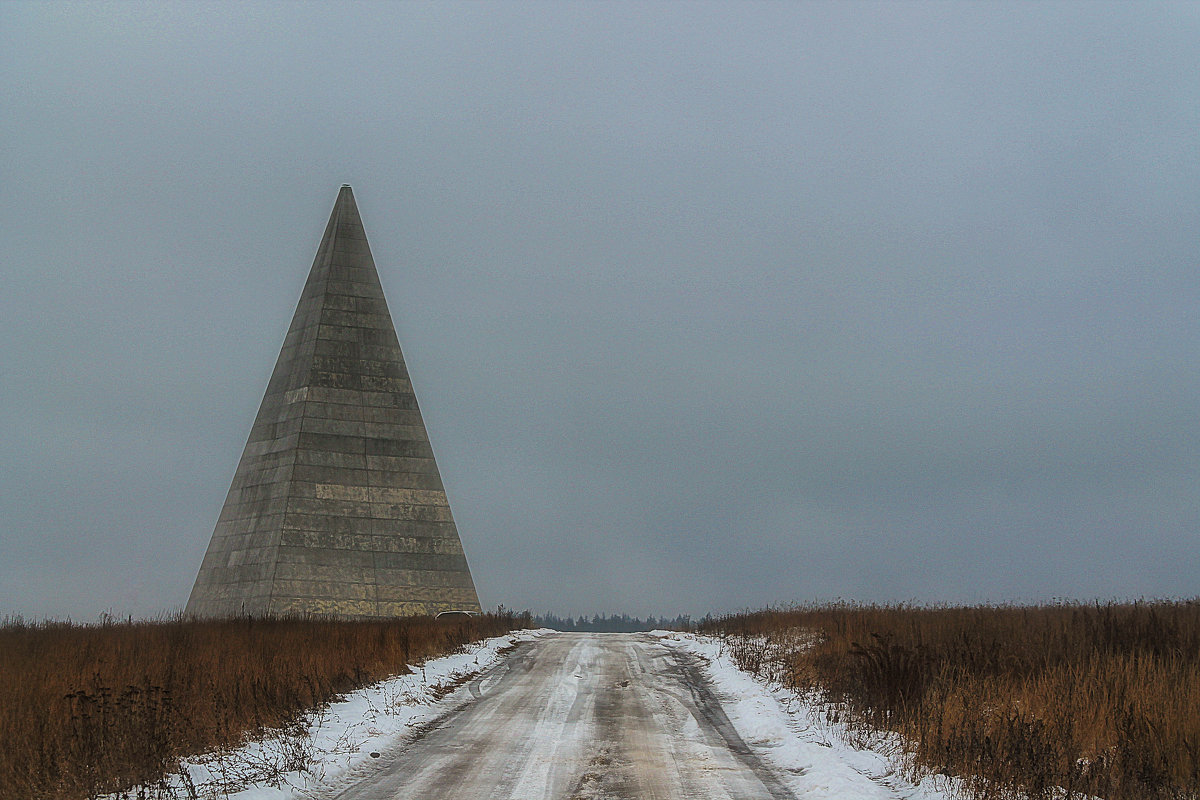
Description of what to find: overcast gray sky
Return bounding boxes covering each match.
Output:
[2,2,1198,620]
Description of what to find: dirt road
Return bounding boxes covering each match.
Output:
[328,632,797,800]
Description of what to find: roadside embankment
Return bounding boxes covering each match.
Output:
[696,601,1200,800]
[0,611,532,800]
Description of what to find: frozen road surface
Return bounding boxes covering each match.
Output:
[329,632,798,800]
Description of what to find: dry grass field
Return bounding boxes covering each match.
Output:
[699,601,1200,800]
[0,611,530,800]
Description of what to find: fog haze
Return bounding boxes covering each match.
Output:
[2,2,1198,618]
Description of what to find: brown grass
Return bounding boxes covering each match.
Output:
[0,610,530,800]
[699,601,1200,800]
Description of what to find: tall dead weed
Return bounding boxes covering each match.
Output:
[700,601,1200,800]
[0,610,529,800]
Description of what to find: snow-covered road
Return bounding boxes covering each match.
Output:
[147,630,952,800]
[327,632,797,800]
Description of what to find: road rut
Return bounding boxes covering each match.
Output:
[328,632,797,800]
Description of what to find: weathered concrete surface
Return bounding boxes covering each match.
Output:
[185,186,481,618]
[325,633,797,800]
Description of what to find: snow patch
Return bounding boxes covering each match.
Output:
[104,629,551,800]
[651,631,962,800]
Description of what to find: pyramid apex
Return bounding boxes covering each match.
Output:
[334,185,358,214]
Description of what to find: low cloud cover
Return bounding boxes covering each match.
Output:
[2,2,1197,618]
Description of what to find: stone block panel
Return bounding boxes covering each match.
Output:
[305,386,363,406]
[320,294,358,313]
[323,279,378,298]
[220,497,289,520]
[234,533,280,553]
[248,402,305,430]
[304,482,372,502]
[190,594,272,619]
[363,438,433,459]
[309,370,362,390]
[361,407,423,426]
[228,482,285,504]
[300,402,364,422]
[202,562,274,585]
[282,328,306,351]
[334,221,365,240]
[360,390,419,410]
[353,297,389,316]
[308,354,368,375]
[230,464,293,491]
[294,449,368,469]
[372,503,455,522]
[373,601,434,616]
[365,455,441,474]
[289,464,371,486]
[375,568,474,588]
[275,545,375,568]
[189,578,263,600]
[364,422,428,441]
[278,529,374,551]
[286,496,375,519]
[231,448,294,470]
[270,597,378,617]
[359,375,412,393]
[284,496,457,522]
[208,526,278,550]
[278,528,466,555]
[367,487,447,505]
[331,237,371,255]
[264,371,307,397]
[355,328,401,348]
[376,586,480,605]
[372,552,469,572]
[214,511,283,532]
[368,519,462,538]
[224,546,276,567]
[273,579,376,601]
[279,512,460,539]
[328,265,382,286]
[368,471,444,491]
[359,347,405,368]
[243,434,301,458]
[274,562,373,584]
[373,535,465,555]
[300,416,365,437]
[197,550,225,573]
[296,431,366,453]
[316,323,362,342]
[248,417,304,442]
[280,514,368,537]
[319,310,395,331]
[296,285,330,308]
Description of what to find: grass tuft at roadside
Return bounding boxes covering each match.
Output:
[0,610,531,800]
[698,601,1200,800]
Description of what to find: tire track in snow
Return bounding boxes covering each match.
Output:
[324,633,798,800]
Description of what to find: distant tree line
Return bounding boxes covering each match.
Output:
[534,612,693,632]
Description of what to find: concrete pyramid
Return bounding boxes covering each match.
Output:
[186,186,482,618]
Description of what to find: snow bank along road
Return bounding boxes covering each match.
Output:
[320,631,949,800]
[327,632,797,800]
[124,630,947,800]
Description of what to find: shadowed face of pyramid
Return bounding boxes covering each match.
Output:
[186,186,481,618]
